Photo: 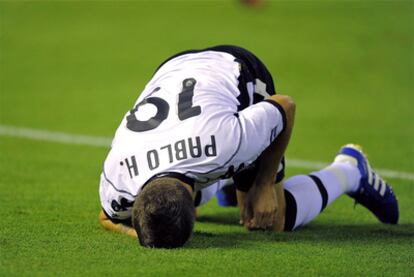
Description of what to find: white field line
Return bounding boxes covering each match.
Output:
[0,125,112,147]
[1,124,413,182]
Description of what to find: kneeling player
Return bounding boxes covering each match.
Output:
[98,45,399,248]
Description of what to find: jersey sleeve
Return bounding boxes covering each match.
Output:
[99,172,134,223]
[234,99,286,166]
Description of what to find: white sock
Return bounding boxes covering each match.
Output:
[284,162,360,230]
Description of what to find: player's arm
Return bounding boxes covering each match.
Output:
[98,210,137,238]
[254,94,295,184]
[241,94,296,230]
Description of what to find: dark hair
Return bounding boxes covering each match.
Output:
[132,178,195,248]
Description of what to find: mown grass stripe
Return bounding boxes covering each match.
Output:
[1,124,413,181]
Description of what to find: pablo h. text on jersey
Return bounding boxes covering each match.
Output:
[120,135,217,178]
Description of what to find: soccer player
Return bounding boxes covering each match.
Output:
[99,45,399,248]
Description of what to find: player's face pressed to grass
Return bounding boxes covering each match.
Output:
[98,45,399,248]
[132,179,195,248]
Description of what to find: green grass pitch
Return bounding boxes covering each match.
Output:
[1,0,413,275]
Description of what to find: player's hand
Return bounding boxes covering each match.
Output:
[243,183,278,230]
[99,211,138,238]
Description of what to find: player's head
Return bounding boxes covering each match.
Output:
[131,177,195,248]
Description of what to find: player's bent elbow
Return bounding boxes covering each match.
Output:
[269,95,295,126]
[283,96,295,120]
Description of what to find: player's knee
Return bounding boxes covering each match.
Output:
[131,178,195,249]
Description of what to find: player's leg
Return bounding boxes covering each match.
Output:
[194,180,231,208]
[217,157,285,208]
[283,144,399,231]
[283,162,360,231]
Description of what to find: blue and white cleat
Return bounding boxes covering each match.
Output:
[335,144,399,224]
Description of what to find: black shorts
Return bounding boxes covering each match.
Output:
[157,45,276,110]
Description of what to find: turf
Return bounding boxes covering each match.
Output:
[0,0,413,276]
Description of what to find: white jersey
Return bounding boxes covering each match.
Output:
[100,50,285,220]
